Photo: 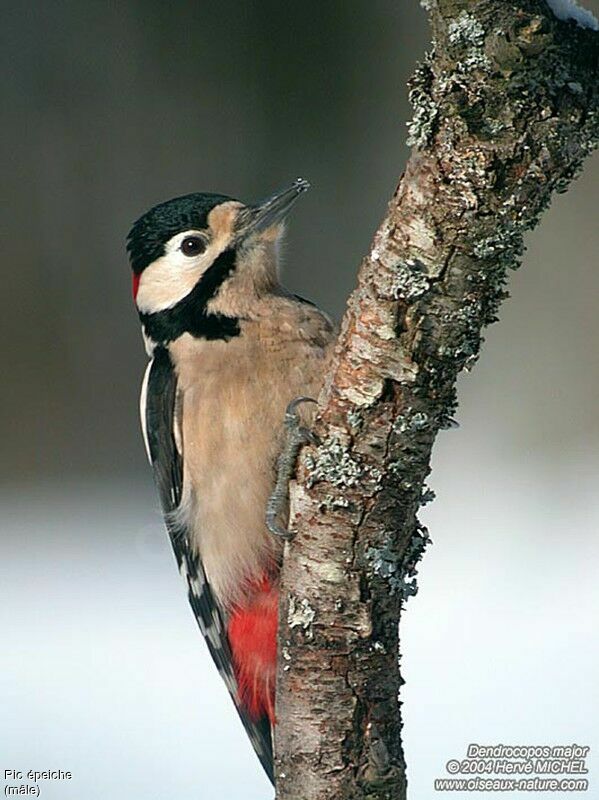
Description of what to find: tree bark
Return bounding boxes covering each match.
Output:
[274,2,598,799]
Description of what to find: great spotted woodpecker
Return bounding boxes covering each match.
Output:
[128,180,335,783]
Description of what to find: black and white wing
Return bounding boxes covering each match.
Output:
[140,346,274,784]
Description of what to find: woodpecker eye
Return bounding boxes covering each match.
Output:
[180,236,206,257]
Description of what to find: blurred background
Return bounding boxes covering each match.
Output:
[2,1,598,798]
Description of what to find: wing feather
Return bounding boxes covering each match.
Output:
[142,347,274,784]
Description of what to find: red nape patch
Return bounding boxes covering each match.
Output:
[132,272,141,301]
[228,580,278,724]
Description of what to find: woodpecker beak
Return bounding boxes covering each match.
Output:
[238,178,310,240]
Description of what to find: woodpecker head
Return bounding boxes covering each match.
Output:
[127,179,310,350]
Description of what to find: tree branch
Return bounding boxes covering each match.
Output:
[274,2,598,798]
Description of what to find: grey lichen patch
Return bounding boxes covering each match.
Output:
[387,462,421,497]
[473,223,525,269]
[371,640,387,654]
[391,259,431,301]
[440,298,481,332]
[367,523,431,600]
[281,645,292,671]
[436,336,478,360]
[323,493,352,509]
[305,436,382,493]
[420,484,436,506]
[393,410,431,434]
[428,286,487,367]
[401,524,430,598]
[387,460,403,480]
[407,56,438,148]
[287,596,316,640]
[377,253,436,301]
[442,147,496,208]
[367,538,405,596]
[447,12,491,74]
[461,49,492,72]
[448,12,485,47]
[463,352,480,373]
[369,464,384,483]
[305,436,362,489]
[347,408,364,433]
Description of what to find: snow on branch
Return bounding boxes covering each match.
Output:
[546,0,599,31]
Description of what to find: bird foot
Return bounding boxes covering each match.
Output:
[266,396,319,540]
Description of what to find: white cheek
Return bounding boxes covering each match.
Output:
[135,252,208,314]
[135,225,235,315]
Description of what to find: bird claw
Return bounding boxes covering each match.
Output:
[266,396,319,539]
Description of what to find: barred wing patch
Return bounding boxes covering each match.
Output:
[142,347,274,784]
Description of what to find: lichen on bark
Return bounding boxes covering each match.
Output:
[275,2,599,799]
